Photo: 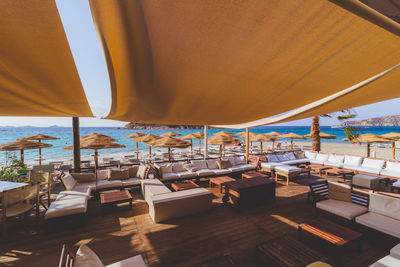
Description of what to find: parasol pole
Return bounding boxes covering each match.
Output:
[272,139,275,152]
[392,142,396,159]
[245,128,249,163]
[260,141,263,155]
[72,117,81,173]
[94,149,98,190]
[168,147,171,162]
[38,139,42,166]
[290,138,293,151]
[199,138,201,153]
[20,149,24,163]
[149,146,152,161]
[204,126,208,159]
[136,142,139,160]
[190,139,193,154]
[367,143,371,157]
[219,144,222,160]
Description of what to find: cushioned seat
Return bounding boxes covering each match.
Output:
[260,162,283,170]
[228,166,243,172]
[381,161,400,178]
[356,212,400,238]
[356,158,385,175]
[120,178,141,186]
[212,169,231,175]
[370,255,400,267]
[380,170,400,178]
[324,154,345,167]
[391,243,400,259]
[106,254,146,267]
[324,162,343,168]
[317,199,367,220]
[236,164,255,170]
[283,159,310,165]
[59,190,91,198]
[177,171,197,179]
[356,167,381,175]
[160,172,179,181]
[310,159,325,165]
[141,179,171,202]
[71,182,94,195]
[313,154,329,165]
[275,165,302,174]
[95,180,123,189]
[45,195,88,219]
[305,151,318,160]
[196,169,215,176]
[352,174,382,189]
[342,155,363,170]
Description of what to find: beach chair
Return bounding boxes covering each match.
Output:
[29,171,52,209]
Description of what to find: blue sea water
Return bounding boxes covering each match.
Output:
[1,125,399,164]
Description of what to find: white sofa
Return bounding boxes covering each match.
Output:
[356,192,400,239]
[323,154,345,168]
[370,244,400,267]
[381,161,400,179]
[356,158,385,175]
[260,152,310,174]
[141,179,213,223]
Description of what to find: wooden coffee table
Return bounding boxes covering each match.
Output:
[241,171,269,179]
[307,164,331,176]
[257,235,328,267]
[100,190,133,214]
[209,176,235,193]
[298,218,363,263]
[171,180,200,191]
[324,168,354,181]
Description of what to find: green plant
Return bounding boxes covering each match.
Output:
[0,155,28,182]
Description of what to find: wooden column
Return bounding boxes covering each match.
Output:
[168,147,171,162]
[245,128,249,163]
[219,145,222,160]
[290,138,293,151]
[136,142,139,160]
[392,142,396,159]
[72,117,81,173]
[204,125,208,159]
[367,143,370,157]
[20,149,24,163]
[94,149,98,189]
[190,140,193,154]
[149,146,152,161]
[260,141,263,155]
[38,139,42,166]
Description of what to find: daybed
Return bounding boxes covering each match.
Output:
[260,152,310,175]
[370,243,400,267]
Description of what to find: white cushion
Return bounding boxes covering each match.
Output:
[228,166,243,172]
[183,163,197,172]
[266,154,279,162]
[324,162,343,168]
[315,153,329,162]
[369,193,400,220]
[160,172,179,181]
[96,180,123,189]
[305,151,317,160]
[160,163,173,174]
[260,162,283,170]
[316,199,367,220]
[59,190,91,199]
[191,160,208,170]
[71,183,94,195]
[370,255,400,267]
[196,169,215,176]
[394,180,400,187]
[327,154,344,164]
[361,158,385,170]
[390,244,400,260]
[276,154,287,162]
[234,156,246,165]
[344,155,363,167]
[141,179,170,201]
[356,212,400,239]
[286,152,296,160]
[177,171,197,179]
[236,164,255,170]
[380,170,400,178]
[356,167,381,175]
[310,159,325,165]
[386,161,400,173]
[97,169,109,180]
[275,165,301,174]
[75,244,104,267]
[172,163,186,173]
[61,174,76,191]
[283,159,310,165]
[227,157,236,166]
[45,195,87,219]
[106,255,146,267]
[212,169,230,175]
[206,159,219,170]
[121,178,141,186]
[137,165,148,179]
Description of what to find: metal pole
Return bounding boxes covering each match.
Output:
[72,117,81,173]
[204,125,208,159]
[245,128,249,163]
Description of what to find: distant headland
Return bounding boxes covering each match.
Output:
[338,115,400,127]
[124,122,206,130]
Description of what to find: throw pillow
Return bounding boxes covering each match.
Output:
[61,174,76,190]
[267,154,279,162]
[206,159,219,170]
[294,150,305,159]
[217,159,231,169]
[328,182,352,202]
[183,163,197,172]
[126,166,139,178]
[108,169,129,180]
[191,160,208,170]
[160,164,173,174]
[74,244,104,267]
[287,152,296,160]
[97,169,109,180]
[137,165,149,179]
[172,163,186,173]
[227,157,236,166]
[234,156,246,165]
[71,173,96,183]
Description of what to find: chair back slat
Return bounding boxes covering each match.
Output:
[351,191,369,207]
[58,245,75,267]
[3,184,39,205]
[309,181,329,202]
[29,171,51,183]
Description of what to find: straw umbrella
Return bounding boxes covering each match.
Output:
[81,133,116,142]
[381,132,400,159]
[208,135,238,159]
[180,133,198,154]
[344,134,393,157]
[133,134,161,161]
[265,131,282,136]
[0,139,52,163]
[125,132,145,159]
[305,132,337,139]
[250,134,274,155]
[147,137,190,162]
[160,131,182,137]
[20,134,59,165]
[193,131,205,153]
[214,131,237,137]
[64,138,125,189]
[279,133,307,151]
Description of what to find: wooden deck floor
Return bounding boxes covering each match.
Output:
[0,174,398,267]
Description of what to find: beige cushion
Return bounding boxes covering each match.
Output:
[191,160,208,170]
[206,159,219,170]
[226,157,236,166]
[61,174,76,190]
[97,170,109,180]
[217,159,231,169]
[121,178,141,186]
[172,163,186,173]
[126,166,139,178]
[316,199,367,220]
[390,243,400,260]
[369,193,400,221]
[235,156,246,165]
[137,165,148,179]
[108,169,129,180]
[328,182,351,203]
[45,195,87,219]
[106,254,146,267]
[160,163,173,174]
[183,163,197,172]
[141,179,171,203]
[356,212,400,238]
[71,173,96,182]
[72,182,96,195]
[96,180,123,189]
[370,255,400,267]
[75,244,104,267]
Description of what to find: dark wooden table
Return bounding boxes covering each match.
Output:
[324,168,354,181]
[298,218,363,263]
[307,164,331,176]
[241,171,269,179]
[209,176,235,193]
[223,177,275,209]
[171,180,200,191]
[257,235,328,267]
[100,190,133,214]
[190,255,237,267]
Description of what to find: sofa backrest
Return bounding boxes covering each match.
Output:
[172,163,187,173]
[206,159,219,170]
[267,154,279,162]
[286,152,296,160]
[315,153,329,162]
[305,151,317,160]
[327,154,344,163]
[385,161,400,172]
[276,154,287,161]
[191,160,208,170]
[369,192,400,221]
[235,156,246,165]
[344,155,363,166]
[361,158,385,170]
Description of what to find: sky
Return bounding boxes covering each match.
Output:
[0,0,399,128]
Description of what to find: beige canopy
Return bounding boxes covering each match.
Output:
[214,131,237,138]
[208,135,239,159]
[0,0,92,117]
[147,137,189,162]
[0,140,52,163]
[250,134,274,154]
[81,133,116,142]
[265,132,282,137]
[20,134,60,165]
[90,0,400,126]
[344,133,393,157]
[180,133,199,154]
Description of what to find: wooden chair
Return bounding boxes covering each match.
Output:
[58,244,75,267]
[29,171,52,209]
[1,183,39,237]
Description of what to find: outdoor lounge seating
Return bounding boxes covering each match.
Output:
[380,161,400,179]
[274,165,309,186]
[356,158,385,175]
[370,244,400,267]
[260,152,310,175]
[352,174,383,190]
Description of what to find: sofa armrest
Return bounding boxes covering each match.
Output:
[351,189,369,207]
[309,180,329,203]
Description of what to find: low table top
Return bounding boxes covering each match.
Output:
[257,235,327,267]
[209,176,235,185]
[325,168,353,174]
[226,176,275,190]
[171,180,200,191]
[299,218,362,246]
[308,164,331,170]
[100,190,132,204]
[242,171,268,179]
[0,181,29,193]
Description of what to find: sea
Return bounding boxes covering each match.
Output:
[1,125,399,165]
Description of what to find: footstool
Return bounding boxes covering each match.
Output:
[352,174,384,190]
[274,165,310,186]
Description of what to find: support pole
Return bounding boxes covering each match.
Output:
[367,143,370,157]
[204,126,208,159]
[393,142,396,159]
[260,141,263,155]
[190,140,193,154]
[94,149,98,189]
[20,149,24,163]
[38,139,42,166]
[168,147,171,162]
[245,128,249,163]
[219,145,222,159]
[72,117,81,173]
[136,142,139,160]
[290,138,293,151]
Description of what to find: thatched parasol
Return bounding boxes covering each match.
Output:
[263,134,279,151]
[265,131,282,136]
[345,133,393,157]
[125,132,146,159]
[250,134,274,154]
[214,131,237,138]
[20,134,59,165]
[180,133,199,154]
[0,139,52,163]
[64,138,125,189]
[208,135,238,159]
[81,133,116,142]
[147,137,190,162]
[381,132,400,159]
[192,131,205,153]
[305,132,336,139]
[133,134,161,161]
[160,131,182,137]
[279,133,307,151]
